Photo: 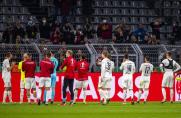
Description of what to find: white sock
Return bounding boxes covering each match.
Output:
[46,90,50,103]
[170,89,174,102]
[103,90,108,100]
[83,89,86,102]
[20,89,24,103]
[123,89,127,102]
[129,90,134,100]
[3,90,8,103]
[144,90,149,102]
[38,89,42,99]
[8,91,12,102]
[74,89,78,103]
[98,89,104,101]
[107,90,111,99]
[162,88,166,101]
[138,90,142,101]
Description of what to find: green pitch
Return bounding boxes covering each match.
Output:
[0,102,181,118]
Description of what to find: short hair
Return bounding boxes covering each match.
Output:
[67,50,73,56]
[79,54,86,60]
[102,50,109,58]
[5,52,12,58]
[124,53,129,59]
[144,55,150,62]
[44,51,51,58]
[166,51,172,57]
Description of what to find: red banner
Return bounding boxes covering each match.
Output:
[0,72,177,102]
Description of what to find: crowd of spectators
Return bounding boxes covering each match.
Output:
[1,16,181,45]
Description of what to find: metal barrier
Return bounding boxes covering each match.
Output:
[0,43,180,72]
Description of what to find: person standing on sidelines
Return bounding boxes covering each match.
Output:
[74,54,89,104]
[37,52,54,105]
[2,52,15,104]
[18,53,28,104]
[43,51,59,104]
[60,50,76,106]
[160,52,181,103]
[22,53,37,104]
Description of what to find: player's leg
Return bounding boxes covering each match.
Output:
[31,78,37,103]
[68,79,74,105]
[73,80,80,104]
[25,78,31,103]
[20,80,25,104]
[128,77,134,105]
[137,78,143,103]
[143,79,150,103]
[51,73,56,103]
[82,80,88,104]
[62,78,69,105]
[169,74,174,103]
[37,77,44,105]
[161,74,167,103]
[7,82,13,103]
[44,78,51,105]
[122,77,128,104]
[43,90,47,104]
[2,78,8,103]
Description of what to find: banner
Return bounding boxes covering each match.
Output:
[0,72,179,102]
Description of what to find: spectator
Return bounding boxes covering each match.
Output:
[172,21,181,44]
[97,19,112,43]
[61,21,74,44]
[26,17,38,42]
[83,19,95,40]
[113,23,125,43]
[123,25,132,43]
[39,17,51,39]
[150,18,164,42]
[74,26,85,44]
[132,24,148,44]
[12,21,25,43]
[147,34,158,45]
[2,25,13,43]
[50,27,63,44]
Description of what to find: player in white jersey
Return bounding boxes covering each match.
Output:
[120,54,135,105]
[2,52,15,104]
[160,52,181,103]
[98,51,114,105]
[137,56,153,104]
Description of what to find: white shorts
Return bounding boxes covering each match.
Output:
[162,71,174,88]
[75,80,88,89]
[139,76,150,89]
[20,80,25,89]
[122,75,133,89]
[98,77,111,89]
[2,76,11,87]
[39,77,51,88]
[25,78,36,89]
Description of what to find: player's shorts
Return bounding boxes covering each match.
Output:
[139,76,150,89]
[162,71,174,88]
[75,79,88,89]
[20,79,25,89]
[51,73,57,88]
[98,77,112,89]
[2,76,11,87]
[25,78,36,89]
[39,77,51,88]
[122,74,133,89]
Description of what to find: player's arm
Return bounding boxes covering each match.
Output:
[18,62,22,72]
[139,64,143,73]
[120,63,123,71]
[60,58,67,70]
[101,61,106,79]
[174,62,181,73]
[133,63,136,73]
[112,62,115,71]
[7,60,15,72]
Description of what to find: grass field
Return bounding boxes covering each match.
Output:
[0,102,181,118]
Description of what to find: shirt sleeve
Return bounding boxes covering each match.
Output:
[174,61,181,72]
[120,63,123,71]
[139,64,143,72]
[60,58,67,69]
[101,61,106,78]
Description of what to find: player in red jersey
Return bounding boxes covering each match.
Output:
[60,50,76,106]
[22,53,37,104]
[37,52,54,105]
[73,54,89,104]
